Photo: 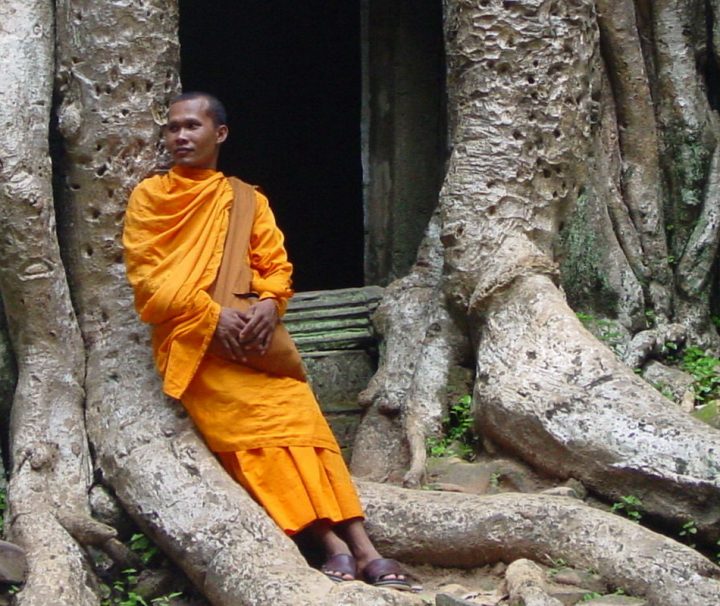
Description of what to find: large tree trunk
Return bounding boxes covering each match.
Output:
[0,2,96,604]
[354,0,720,542]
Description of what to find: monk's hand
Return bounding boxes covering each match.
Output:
[237,298,279,355]
[209,307,252,361]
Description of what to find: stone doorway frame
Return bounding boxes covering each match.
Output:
[361,0,447,286]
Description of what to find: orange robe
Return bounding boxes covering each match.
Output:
[123,166,363,533]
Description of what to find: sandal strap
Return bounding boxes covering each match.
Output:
[321,553,357,577]
[363,558,404,584]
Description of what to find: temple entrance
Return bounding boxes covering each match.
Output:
[179,1,445,291]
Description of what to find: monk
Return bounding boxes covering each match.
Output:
[123,91,411,590]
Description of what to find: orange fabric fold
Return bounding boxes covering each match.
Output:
[123,166,232,398]
[217,447,364,534]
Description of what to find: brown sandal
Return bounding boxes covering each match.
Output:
[321,553,357,582]
[362,558,412,591]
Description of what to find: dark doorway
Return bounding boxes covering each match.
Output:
[179,1,363,291]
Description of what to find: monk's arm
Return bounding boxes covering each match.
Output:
[249,192,294,316]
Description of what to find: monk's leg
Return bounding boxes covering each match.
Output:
[304,519,356,581]
[336,518,406,583]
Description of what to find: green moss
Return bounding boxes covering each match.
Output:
[558,191,619,317]
[664,124,710,209]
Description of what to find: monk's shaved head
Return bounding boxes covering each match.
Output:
[170,91,227,126]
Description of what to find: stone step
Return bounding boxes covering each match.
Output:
[285,286,384,353]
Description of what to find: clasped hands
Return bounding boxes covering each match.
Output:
[209,299,278,362]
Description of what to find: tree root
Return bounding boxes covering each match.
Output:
[472,273,720,540]
[354,211,470,485]
[359,481,720,605]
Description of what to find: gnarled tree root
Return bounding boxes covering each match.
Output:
[359,482,720,606]
[473,274,720,540]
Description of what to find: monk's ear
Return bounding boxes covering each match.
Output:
[216,124,229,144]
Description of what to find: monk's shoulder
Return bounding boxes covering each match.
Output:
[127,174,167,217]
[132,173,165,195]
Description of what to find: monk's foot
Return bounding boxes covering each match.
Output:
[321,553,356,582]
[360,558,413,591]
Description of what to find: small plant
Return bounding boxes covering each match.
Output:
[575,312,623,354]
[681,347,720,404]
[151,593,183,605]
[489,472,501,489]
[101,569,147,606]
[678,520,697,537]
[715,539,720,565]
[610,495,643,523]
[426,394,477,460]
[545,555,567,577]
[129,533,159,566]
[582,592,602,601]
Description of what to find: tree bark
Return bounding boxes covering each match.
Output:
[0,2,96,604]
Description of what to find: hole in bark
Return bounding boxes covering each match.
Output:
[533,60,539,67]
[108,189,115,198]
[531,92,538,100]
[71,56,80,64]
[487,205,497,215]
[101,310,109,322]
[114,252,124,264]
[487,60,495,70]
[498,63,510,75]
[105,85,112,94]
[526,350,537,359]
[96,164,108,177]
[480,0,489,5]
[85,245,94,257]
[552,191,559,198]
[121,109,129,116]
[553,128,561,138]
[75,11,83,21]
[96,143,103,151]
[543,169,551,178]
[527,75,535,84]
[512,130,523,140]
[145,81,153,92]
[70,183,81,191]
[486,180,496,188]
[119,56,124,64]
[528,112,536,121]
[94,84,102,96]
[89,208,101,220]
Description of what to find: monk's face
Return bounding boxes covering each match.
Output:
[164,97,228,170]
